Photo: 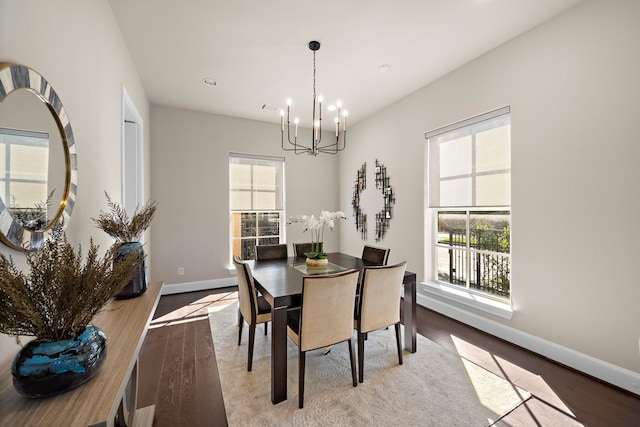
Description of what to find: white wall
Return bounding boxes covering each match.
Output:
[149,106,341,285]
[0,0,149,365]
[340,0,640,387]
[1,0,638,396]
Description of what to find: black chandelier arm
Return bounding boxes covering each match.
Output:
[314,131,347,152]
[281,127,316,155]
[281,133,310,154]
[281,125,346,156]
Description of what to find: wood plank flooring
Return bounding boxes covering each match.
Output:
[138,287,640,426]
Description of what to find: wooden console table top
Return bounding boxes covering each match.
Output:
[0,281,163,426]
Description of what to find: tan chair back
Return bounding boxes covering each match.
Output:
[255,243,288,260]
[299,269,359,352]
[233,256,258,323]
[361,245,390,265]
[358,261,407,333]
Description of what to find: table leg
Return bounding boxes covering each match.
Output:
[271,305,288,404]
[403,281,417,353]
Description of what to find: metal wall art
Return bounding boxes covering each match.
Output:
[374,159,395,242]
[352,162,366,240]
[351,159,395,242]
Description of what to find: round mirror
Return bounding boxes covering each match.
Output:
[0,63,77,251]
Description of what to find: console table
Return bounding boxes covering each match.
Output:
[0,281,163,426]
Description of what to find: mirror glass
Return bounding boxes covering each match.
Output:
[0,63,77,251]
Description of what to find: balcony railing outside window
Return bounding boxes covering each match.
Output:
[436,211,511,299]
[231,211,281,260]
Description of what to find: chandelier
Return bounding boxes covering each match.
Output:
[280,41,347,156]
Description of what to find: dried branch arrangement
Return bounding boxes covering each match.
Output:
[92,192,157,243]
[0,235,141,343]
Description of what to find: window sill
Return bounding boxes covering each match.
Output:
[422,281,513,319]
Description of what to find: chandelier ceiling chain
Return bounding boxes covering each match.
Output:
[280,40,347,156]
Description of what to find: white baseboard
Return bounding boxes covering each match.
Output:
[417,293,640,397]
[161,277,237,295]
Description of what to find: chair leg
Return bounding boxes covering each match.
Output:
[264,322,268,335]
[237,314,244,346]
[247,323,256,371]
[357,331,366,383]
[298,349,306,408]
[394,323,403,365]
[348,339,357,387]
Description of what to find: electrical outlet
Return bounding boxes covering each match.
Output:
[178,267,185,276]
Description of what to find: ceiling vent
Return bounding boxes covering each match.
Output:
[260,104,280,112]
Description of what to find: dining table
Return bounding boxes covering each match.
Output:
[250,252,417,405]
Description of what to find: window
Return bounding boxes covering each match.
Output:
[426,107,511,301]
[0,128,50,228]
[229,153,285,261]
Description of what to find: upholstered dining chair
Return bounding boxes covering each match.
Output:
[233,256,272,371]
[355,261,407,383]
[292,242,313,258]
[361,245,390,265]
[286,269,360,408]
[255,243,288,260]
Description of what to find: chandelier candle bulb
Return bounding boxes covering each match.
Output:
[294,118,299,138]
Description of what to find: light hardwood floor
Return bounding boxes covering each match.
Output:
[138,287,640,426]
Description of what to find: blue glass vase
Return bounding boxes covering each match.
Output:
[11,325,107,398]
[115,241,147,299]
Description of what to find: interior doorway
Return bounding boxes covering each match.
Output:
[121,88,144,236]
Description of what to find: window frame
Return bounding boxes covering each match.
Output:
[0,127,50,208]
[229,153,285,263]
[424,107,513,317]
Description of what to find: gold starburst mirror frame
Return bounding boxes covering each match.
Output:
[0,63,77,251]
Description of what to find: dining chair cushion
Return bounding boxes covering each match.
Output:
[255,243,288,260]
[361,245,390,265]
[256,295,272,317]
[286,269,360,408]
[233,255,272,371]
[293,242,313,258]
[358,261,407,333]
[302,270,358,352]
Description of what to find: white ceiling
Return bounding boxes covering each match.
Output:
[108,0,583,127]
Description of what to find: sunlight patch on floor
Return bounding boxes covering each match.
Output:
[149,291,238,329]
[450,334,578,421]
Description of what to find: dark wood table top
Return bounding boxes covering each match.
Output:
[251,252,364,307]
[251,252,415,309]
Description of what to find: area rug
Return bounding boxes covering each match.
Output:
[208,302,530,426]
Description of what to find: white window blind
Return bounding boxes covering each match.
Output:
[229,153,284,211]
[427,106,510,208]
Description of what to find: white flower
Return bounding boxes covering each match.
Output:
[286,210,348,257]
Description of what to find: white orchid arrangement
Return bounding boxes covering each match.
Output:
[287,210,347,259]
